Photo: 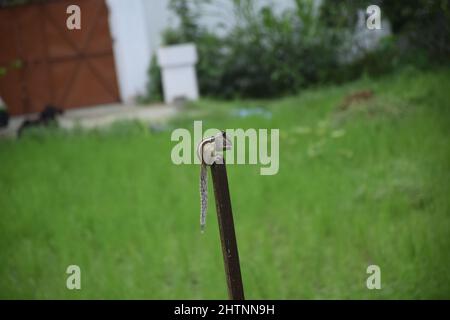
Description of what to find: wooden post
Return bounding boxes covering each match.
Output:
[210,161,245,300]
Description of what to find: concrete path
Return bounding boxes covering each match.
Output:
[0,103,178,139]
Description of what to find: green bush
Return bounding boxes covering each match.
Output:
[146,0,345,100]
[321,0,450,62]
[144,0,445,101]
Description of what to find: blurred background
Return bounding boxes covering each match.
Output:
[0,0,449,299]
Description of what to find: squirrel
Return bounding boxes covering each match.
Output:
[196,132,232,233]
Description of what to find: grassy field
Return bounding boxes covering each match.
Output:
[0,67,449,299]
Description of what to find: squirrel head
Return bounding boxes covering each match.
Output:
[214,131,232,151]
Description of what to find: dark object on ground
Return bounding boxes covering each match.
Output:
[337,90,374,111]
[0,110,9,128]
[18,105,64,137]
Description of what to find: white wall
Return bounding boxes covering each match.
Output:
[141,0,173,54]
[107,0,152,103]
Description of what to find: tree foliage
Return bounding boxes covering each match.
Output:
[147,0,449,100]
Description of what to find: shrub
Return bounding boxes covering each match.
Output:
[145,0,445,101]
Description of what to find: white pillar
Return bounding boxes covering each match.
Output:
[157,43,199,104]
[106,0,152,103]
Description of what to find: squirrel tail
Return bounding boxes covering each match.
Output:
[200,164,208,233]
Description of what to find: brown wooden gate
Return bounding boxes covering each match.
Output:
[0,0,120,115]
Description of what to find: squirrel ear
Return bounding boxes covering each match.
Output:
[215,131,224,139]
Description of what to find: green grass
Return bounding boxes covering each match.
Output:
[1,66,449,299]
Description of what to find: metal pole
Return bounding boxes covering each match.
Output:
[210,161,245,300]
